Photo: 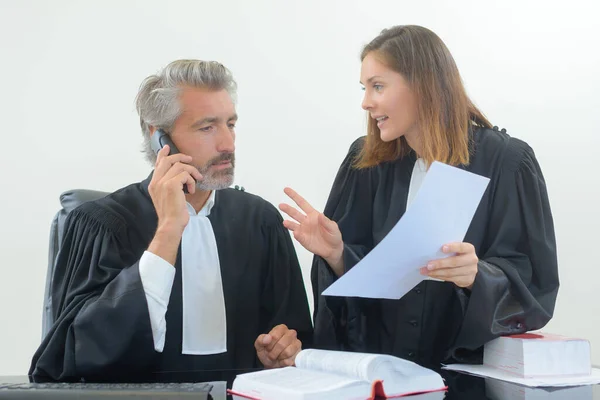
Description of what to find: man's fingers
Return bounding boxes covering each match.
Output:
[153,146,172,180]
[255,327,301,369]
[267,329,297,361]
[186,178,196,194]
[156,163,202,195]
[161,162,202,183]
[154,152,194,180]
[157,152,193,169]
[282,358,296,367]
[181,172,196,194]
[265,324,289,352]
[254,334,270,352]
[277,339,301,361]
[255,333,275,367]
[162,171,196,195]
[279,203,307,224]
[155,144,171,165]
[283,187,315,214]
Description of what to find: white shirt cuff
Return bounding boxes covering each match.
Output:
[140,251,176,303]
[139,250,176,352]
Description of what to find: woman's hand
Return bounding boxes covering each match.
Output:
[279,187,345,276]
[420,242,478,289]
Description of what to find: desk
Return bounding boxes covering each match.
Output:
[2,371,600,399]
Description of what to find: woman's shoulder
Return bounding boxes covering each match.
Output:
[472,126,537,173]
[348,136,366,155]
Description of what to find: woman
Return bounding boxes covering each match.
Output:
[279,25,559,367]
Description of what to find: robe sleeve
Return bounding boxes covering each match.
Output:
[259,205,314,354]
[29,204,156,381]
[450,139,559,361]
[311,138,376,351]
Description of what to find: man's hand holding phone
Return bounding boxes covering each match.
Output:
[147,145,202,265]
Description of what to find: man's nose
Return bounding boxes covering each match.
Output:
[217,127,235,153]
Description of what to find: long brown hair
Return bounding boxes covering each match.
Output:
[355,25,491,168]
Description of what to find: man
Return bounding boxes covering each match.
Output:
[30,59,313,382]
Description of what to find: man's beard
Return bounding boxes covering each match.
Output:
[195,153,235,190]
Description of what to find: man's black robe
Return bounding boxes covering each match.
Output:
[30,176,313,382]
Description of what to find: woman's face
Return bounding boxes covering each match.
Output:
[360,52,419,144]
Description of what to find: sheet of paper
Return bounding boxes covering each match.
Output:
[443,364,600,387]
[322,161,490,299]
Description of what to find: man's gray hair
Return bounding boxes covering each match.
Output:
[135,59,238,164]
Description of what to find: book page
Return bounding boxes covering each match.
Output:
[357,353,446,395]
[233,367,367,395]
[295,349,379,381]
[294,349,446,396]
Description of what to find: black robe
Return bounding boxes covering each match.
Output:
[30,175,313,382]
[312,127,559,368]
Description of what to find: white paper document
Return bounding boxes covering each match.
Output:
[442,364,600,387]
[322,161,490,299]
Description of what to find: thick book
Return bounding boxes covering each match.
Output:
[483,332,591,377]
[228,349,447,400]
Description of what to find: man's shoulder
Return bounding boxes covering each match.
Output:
[216,188,282,224]
[68,180,153,233]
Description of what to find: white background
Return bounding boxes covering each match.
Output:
[0,0,599,375]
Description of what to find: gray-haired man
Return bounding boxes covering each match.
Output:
[30,60,313,382]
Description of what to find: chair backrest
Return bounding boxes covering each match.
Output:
[42,189,110,339]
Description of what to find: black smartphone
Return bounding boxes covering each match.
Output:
[150,129,180,156]
[150,129,193,193]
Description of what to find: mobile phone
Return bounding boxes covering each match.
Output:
[150,129,193,193]
[150,129,180,156]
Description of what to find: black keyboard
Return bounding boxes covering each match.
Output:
[0,382,214,399]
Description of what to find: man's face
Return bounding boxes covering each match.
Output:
[168,87,237,190]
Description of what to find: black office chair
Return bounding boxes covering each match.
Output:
[42,189,109,339]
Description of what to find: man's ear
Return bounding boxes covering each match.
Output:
[149,125,156,137]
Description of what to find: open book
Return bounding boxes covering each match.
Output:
[228,349,447,400]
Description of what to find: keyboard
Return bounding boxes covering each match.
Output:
[0,381,214,399]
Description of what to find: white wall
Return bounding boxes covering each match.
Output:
[1,0,598,375]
